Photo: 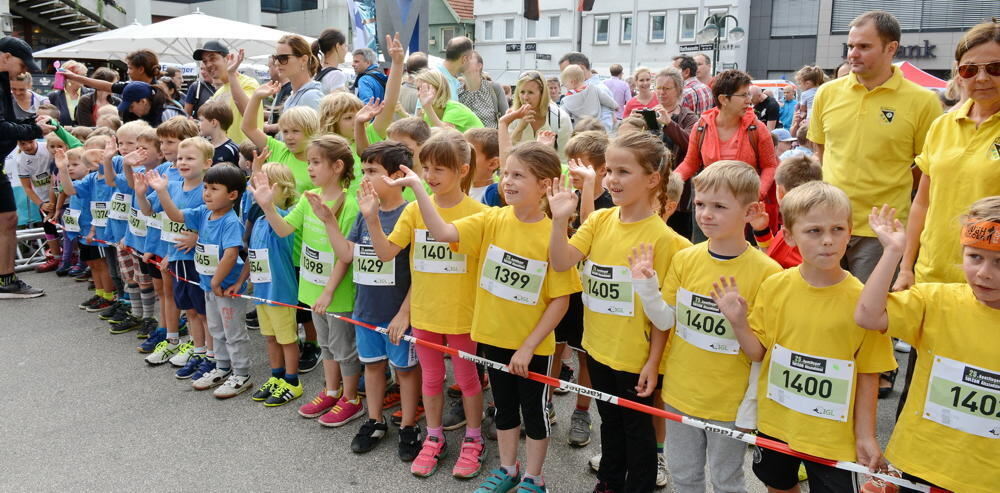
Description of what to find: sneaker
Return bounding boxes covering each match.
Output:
[382,384,401,409]
[86,298,114,313]
[67,264,87,278]
[398,425,422,462]
[410,435,447,477]
[190,357,216,381]
[144,340,182,365]
[554,363,574,395]
[35,256,60,273]
[213,374,252,399]
[515,477,548,492]
[55,263,72,277]
[351,417,388,453]
[136,318,158,339]
[391,403,425,426]
[137,328,166,353]
[546,401,556,426]
[266,379,303,407]
[298,341,321,373]
[299,391,339,418]
[568,409,592,447]
[192,367,231,390]
[78,295,101,310]
[109,314,142,334]
[895,339,912,353]
[168,342,194,367]
[474,466,520,493]
[175,353,205,379]
[107,306,133,325]
[483,404,498,441]
[98,300,124,320]
[252,376,282,401]
[318,396,366,428]
[656,453,669,488]
[589,453,602,473]
[452,437,485,479]
[245,311,260,330]
[443,398,467,430]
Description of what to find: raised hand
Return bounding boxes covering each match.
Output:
[417,84,436,108]
[356,98,385,122]
[628,243,656,280]
[869,205,905,253]
[254,80,281,99]
[123,148,148,168]
[53,148,68,169]
[226,48,245,74]
[35,114,56,135]
[357,179,381,219]
[144,169,168,191]
[567,158,596,187]
[132,171,148,194]
[547,174,579,221]
[499,104,534,125]
[248,171,275,208]
[710,276,749,326]
[748,201,769,231]
[250,147,271,174]
[537,130,556,148]
[387,32,405,64]
[103,137,119,163]
[305,192,337,225]
[381,164,422,190]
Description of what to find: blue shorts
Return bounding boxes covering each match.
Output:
[354,317,418,369]
[170,260,205,315]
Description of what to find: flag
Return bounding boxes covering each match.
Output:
[347,0,378,52]
[524,0,539,21]
[577,0,596,12]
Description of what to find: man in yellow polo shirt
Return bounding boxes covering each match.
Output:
[193,40,263,145]
[808,10,940,282]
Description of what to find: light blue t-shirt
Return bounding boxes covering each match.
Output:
[247,207,296,306]
[148,180,204,262]
[66,176,94,244]
[103,156,129,245]
[142,162,179,258]
[182,205,245,293]
[283,80,323,111]
[438,65,461,101]
[75,168,115,245]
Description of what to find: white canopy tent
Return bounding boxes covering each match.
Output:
[33,10,314,65]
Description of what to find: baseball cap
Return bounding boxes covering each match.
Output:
[118,81,154,114]
[771,128,796,142]
[193,40,230,61]
[0,36,40,73]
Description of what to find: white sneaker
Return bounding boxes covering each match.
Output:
[144,340,181,366]
[894,340,912,353]
[168,342,194,367]
[214,374,252,399]
[589,453,601,472]
[656,453,669,488]
[192,367,232,390]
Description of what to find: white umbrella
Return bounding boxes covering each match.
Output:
[34,10,315,65]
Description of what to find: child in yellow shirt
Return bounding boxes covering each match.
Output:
[855,197,1000,493]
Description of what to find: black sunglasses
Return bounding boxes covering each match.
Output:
[270,54,294,65]
[957,61,1000,79]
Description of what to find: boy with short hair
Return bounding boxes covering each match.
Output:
[386,117,431,171]
[144,149,250,397]
[14,138,59,270]
[712,181,896,492]
[464,128,500,205]
[198,101,241,166]
[657,160,783,493]
[752,154,823,268]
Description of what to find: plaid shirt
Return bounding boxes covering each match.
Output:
[681,77,714,115]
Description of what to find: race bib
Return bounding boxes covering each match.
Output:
[31,172,51,189]
[90,201,109,227]
[194,242,220,276]
[108,192,131,220]
[581,261,633,317]
[353,244,394,286]
[480,244,546,305]
[128,207,147,237]
[160,216,190,243]
[301,244,334,286]
[146,211,162,230]
[248,248,271,284]
[413,229,466,274]
[63,208,81,232]
[924,355,1000,439]
[675,288,739,354]
[767,344,854,422]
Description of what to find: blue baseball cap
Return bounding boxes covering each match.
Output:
[771,128,796,142]
[118,81,154,114]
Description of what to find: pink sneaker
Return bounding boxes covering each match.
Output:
[410,435,448,477]
[318,395,365,428]
[298,391,338,418]
[451,436,485,478]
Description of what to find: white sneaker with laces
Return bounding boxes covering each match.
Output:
[656,453,669,487]
[144,340,181,366]
[214,374,252,399]
[168,342,194,367]
[192,367,232,390]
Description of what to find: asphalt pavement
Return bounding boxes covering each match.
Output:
[0,271,908,492]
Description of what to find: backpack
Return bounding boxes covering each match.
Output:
[693,119,759,172]
[314,66,340,83]
[352,69,388,93]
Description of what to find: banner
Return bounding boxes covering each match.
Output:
[348,0,378,52]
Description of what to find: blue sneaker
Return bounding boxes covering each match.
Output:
[175,353,205,379]
[190,357,216,381]
[137,328,166,353]
[514,477,547,492]
[474,466,520,493]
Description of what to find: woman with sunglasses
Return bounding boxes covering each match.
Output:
[508,70,572,161]
[894,20,1000,293]
[272,35,324,112]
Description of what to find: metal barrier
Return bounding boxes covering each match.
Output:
[15,226,48,272]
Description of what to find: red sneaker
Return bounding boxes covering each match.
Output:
[35,256,60,273]
[298,391,339,418]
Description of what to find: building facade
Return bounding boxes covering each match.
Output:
[474,0,579,85]
[428,0,475,59]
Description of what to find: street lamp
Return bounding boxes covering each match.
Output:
[696,13,745,76]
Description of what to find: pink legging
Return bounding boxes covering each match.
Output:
[412,328,482,397]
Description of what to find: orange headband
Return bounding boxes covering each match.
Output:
[962,220,1000,251]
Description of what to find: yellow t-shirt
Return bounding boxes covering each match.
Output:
[387,196,486,334]
[568,207,691,374]
[913,99,1000,283]
[453,207,582,355]
[749,268,896,461]
[210,73,263,144]
[885,283,1000,493]
[808,68,941,237]
[661,242,782,421]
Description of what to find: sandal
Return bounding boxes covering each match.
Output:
[878,369,898,399]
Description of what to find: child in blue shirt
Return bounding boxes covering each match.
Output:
[147,158,250,399]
